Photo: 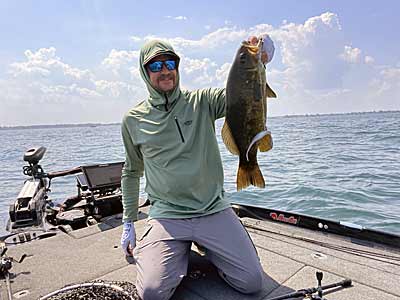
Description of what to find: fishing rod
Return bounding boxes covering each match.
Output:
[0,248,27,300]
[266,271,352,300]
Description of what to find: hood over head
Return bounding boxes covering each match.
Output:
[139,39,181,108]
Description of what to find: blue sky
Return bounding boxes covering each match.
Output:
[1,0,399,125]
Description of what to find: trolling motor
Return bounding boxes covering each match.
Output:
[7,147,83,235]
[267,271,352,300]
[8,147,49,230]
[0,247,27,300]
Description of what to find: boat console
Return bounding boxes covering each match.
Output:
[7,147,124,238]
[55,162,124,229]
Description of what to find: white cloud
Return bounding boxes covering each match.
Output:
[1,12,399,126]
[101,49,139,68]
[372,67,400,99]
[179,56,223,88]
[365,55,375,64]
[341,45,362,63]
[0,47,145,125]
[175,16,187,21]
[272,12,348,90]
[130,36,141,42]
[145,27,247,53]
[215,63,231,83]
[101,49,139,77]
[10,47,93,83]
[166,15,188,21]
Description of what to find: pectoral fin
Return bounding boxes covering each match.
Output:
[222,121,240,155]
[258,132,273,152]
[266,82,277,98]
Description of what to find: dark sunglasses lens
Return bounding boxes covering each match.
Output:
[148,61,163,72]
[148,60,176,72]
[164,60,176,70]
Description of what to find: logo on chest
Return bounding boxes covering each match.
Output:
[184,120,192,126]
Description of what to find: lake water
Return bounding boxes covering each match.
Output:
[1,111,399,236]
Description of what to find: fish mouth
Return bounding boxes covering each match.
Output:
[241,41,260,56]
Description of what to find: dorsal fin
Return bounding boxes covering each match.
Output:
[266,82,277,98]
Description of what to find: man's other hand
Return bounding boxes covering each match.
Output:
[260,34,275,64]
[121,221,136,256]
[247,34,275,65]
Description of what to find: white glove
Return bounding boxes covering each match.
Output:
[260,34,275,64]
[121,221,136,256]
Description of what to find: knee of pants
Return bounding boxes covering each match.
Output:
[137,282,176,300]
[235,269,264,294]
[246,270,264,293]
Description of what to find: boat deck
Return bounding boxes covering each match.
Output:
[2,207,400,300]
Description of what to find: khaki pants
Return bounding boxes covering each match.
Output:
[134,208,263,300]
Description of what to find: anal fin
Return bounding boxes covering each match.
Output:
[246,130,270,161]
[258,132,273,152]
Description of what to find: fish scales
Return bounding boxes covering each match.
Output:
[222,41,274,191]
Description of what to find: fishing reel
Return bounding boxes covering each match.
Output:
[1,247,28,300]
[0,247,27,277]
[305,271,326,300]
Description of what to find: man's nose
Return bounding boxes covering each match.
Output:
[160,64,170,73]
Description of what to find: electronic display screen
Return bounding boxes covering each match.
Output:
[81,162,124,190]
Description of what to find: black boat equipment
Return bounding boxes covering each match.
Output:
[6,147,124,244]
[266,271,352,300]
[0,247,27,300]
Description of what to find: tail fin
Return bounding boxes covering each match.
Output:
[237,161,265,191]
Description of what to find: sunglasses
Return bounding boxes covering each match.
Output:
[147,60,177,73]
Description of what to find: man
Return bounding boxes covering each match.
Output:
[120,39,268,300]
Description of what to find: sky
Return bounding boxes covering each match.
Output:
[1,0,399,126]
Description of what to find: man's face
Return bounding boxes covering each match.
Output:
[146,54,178,93]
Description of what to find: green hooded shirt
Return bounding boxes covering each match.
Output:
[121,39,230,222]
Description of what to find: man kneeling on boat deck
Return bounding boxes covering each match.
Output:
[120,36,274,300]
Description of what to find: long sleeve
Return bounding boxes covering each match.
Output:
[202,87,226,120]
[121,117,144,222]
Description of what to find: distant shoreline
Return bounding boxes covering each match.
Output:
[0,122,120,131]
[1,110,398,130]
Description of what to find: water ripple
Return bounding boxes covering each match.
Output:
[1,112,399,236]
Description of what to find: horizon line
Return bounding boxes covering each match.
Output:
[1,109,399,129]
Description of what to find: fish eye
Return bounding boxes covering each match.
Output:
[239,52,247,63]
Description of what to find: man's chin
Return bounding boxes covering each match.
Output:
[158,83,176,93]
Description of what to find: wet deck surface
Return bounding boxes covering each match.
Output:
[2,208,400,300]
